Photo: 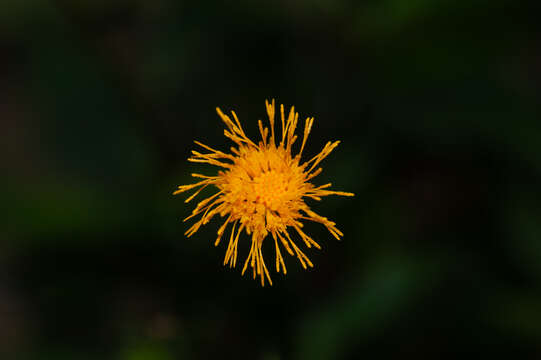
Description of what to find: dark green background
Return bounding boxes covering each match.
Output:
[2,0,541,358]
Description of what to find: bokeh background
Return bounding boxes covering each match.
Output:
[2,0,541,358]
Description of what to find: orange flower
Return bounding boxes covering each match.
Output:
[174,100,354,286]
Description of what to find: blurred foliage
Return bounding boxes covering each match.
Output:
[1,0,541,359]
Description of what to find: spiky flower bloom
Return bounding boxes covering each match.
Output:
[174,99,354,286]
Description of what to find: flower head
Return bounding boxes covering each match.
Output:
[174,99,354,286]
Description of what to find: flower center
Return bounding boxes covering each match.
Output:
[251,170,289,212]
[219,146,305,231]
